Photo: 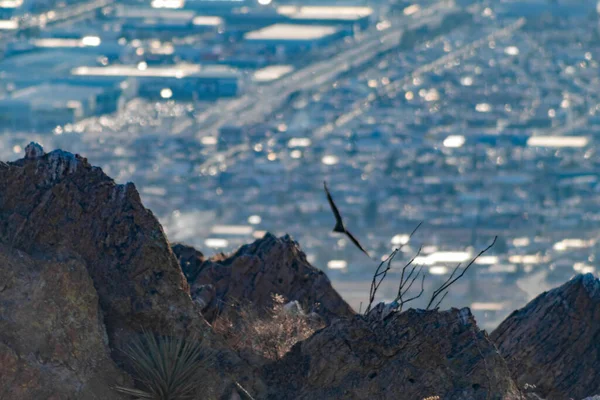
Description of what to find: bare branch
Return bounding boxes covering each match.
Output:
[398,272,425,312]
[426,236,497,310]
[365,249,399,313]
[402,265,424,297]
[407,221,423,240]
[397,248,422,298]
[234,382,256,400]
[432,291,448,310]
[364,222,423,314]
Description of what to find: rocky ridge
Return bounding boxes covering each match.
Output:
[1,144,599,400]
[172,233,355,323]
[265,306,522,400]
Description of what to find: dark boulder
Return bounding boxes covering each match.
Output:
[491,273,600,400]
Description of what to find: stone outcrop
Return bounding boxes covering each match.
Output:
[0,144,204,346]
[173,233,355,323]
[491,273,600,400]
[0,144,263,399]
[0,244,130,400]
[264,307,523,400]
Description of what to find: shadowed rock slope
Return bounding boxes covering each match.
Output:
[491,273,600,400]
[265,307,523,400]
[173,234,355,323]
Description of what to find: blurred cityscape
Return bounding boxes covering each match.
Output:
[1,0,600,329]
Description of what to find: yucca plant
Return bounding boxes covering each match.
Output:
[114,330,210,400]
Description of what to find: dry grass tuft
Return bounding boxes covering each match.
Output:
[213,294,321,360]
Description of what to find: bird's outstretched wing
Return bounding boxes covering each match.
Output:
[324,181,345,233]
[345,229,371,258]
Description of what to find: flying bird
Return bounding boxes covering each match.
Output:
[324,181,371,258]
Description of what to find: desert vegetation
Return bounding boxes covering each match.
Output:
[213,294,322,361]
[114,331,213,400]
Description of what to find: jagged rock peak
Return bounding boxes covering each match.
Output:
[1,146,199,341]
[491,273,600,399]
[18,145,90,185]
[0,147,271,399]
[173,233,355,323]
[579,272,600,298]
[227,232,303,261]
[24,142,44,159]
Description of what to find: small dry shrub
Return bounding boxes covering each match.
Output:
[213,294,321,360]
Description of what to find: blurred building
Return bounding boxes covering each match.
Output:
[275,5,373,30]
[112,6,223,39]
[244,23,345,55]
[71,63,244,100]
[0,83,120,131]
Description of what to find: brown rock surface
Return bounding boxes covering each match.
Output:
[0,144,203,344]
[491,273,600,400]
[0,244,130,400]
[0,144,264,399]
[264,306,523,400]
[174,233,355,323]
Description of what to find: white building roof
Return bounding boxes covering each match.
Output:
[244,23,339,41]
[32,36,102,48]
[253,65,293,82]
[0,0,23,8]
[72,64,239,79]
[276,5,373,20]
[115,6,195,20]
[192,16,223,26]
[0,19,18,30]
[527,136,589,148]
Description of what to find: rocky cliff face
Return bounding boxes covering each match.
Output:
[173,233,355,323]
[0,144,262,399]
[0,144,203,344]
[0,244,130,400]
[491,273,600,400]
[265,307,523,400]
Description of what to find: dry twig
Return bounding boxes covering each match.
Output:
[426,236,498,310]
[365,222,422,313]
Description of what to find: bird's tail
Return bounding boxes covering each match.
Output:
[333,221,345,233]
